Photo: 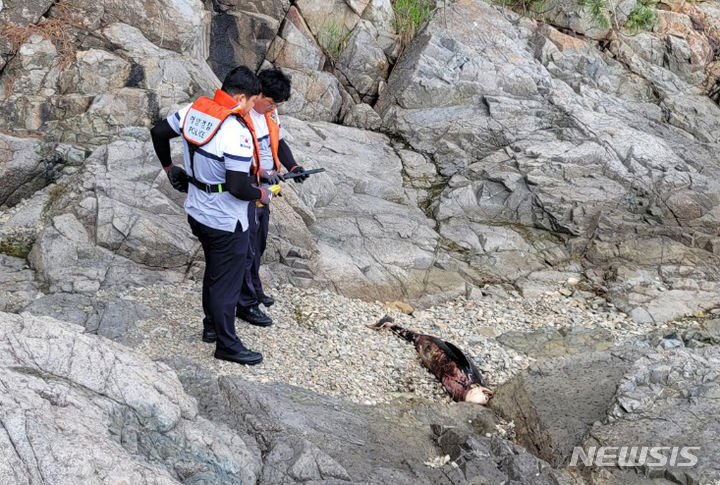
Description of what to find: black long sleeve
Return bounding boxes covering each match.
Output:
[150,120,180,169]
[226,170,263,201]
[277,138,297,171]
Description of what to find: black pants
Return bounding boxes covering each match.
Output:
[238,203,270,307]
[188,215,249,353]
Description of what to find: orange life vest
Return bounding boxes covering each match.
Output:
[181,89,261,181]
[243,108,281,172]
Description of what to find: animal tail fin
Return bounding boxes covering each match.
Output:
[366,315,417,343]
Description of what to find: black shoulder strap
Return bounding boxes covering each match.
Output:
[187,142,199,181]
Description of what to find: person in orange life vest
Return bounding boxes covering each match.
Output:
[236,68,308,326]
[149,66,273,366]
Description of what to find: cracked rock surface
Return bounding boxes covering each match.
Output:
[0,311,261,484]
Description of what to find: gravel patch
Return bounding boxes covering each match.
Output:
[110,281,658,406]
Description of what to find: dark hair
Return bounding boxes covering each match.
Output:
[258,68,292,103]
[221,66,262,97]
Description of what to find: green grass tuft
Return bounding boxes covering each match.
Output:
[392,0,435,48]
[625,0,658,33]
[0,237,34,260]
[318,20,351,64]
[577,0,611,29]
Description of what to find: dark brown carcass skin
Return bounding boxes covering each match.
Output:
[367,316,493,404]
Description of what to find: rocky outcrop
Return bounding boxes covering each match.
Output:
[173,358,571,485]
[293,0,397,101]
[275,117,468,303]
[490,343,720,483]
[265,6,325,72]
[0,21,216,144]
[264,5,352,122]
[0,308,587,484]
[580,347,720,484]
[208,0,291,78]
[490,350,640,466]
[496,327,613,358]
[0,311,261,484]
[376,0,720,322]
[23,293,159,345]
[0,255,38,312]
[277,67,347,121]
[2,0,720,325]
[0,134,54,207]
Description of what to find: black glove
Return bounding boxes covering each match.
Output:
[290,165,308,183]
[167,165,188,192]
[258,186,274,205]
[258,167,283,185]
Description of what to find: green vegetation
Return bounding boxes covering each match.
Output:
[318,20,351,64]
[625,0,658,33]
[0,236,34,260]
[392,0,435,48]
[577,0,611,29]
[41,183,68,220]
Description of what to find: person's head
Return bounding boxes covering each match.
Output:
[221,66,262,115]
[253,68,292,114]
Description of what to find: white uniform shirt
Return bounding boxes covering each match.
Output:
[248,109,284,171]
[168,105,254,232]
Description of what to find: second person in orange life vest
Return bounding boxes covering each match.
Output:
[236,68,309,326]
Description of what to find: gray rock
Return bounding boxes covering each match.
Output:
[209,1,288,78]
[0,35,64,135]
[376,0,720,322]
[295,0,365,39]
[172,357,564,485]
[613,10,714,88]
[336,19,389,102]
[0,0,53,25]
[0,255,38,312]
[1,22,217,145]
[64,0,210,59]
[265,6,325,72]
[342,102,382,130]
[0,132,53,207]
[22,292,97,327]
[397,148,437,187]
[683,318,720,347]
[82,139,199,269]
[360,0,401,61]
[55,87,152,146]
[533,0,628,40]
[57,49,131,95]
[22,293,159,346]
[279,69,345,121]
[0,311,261,484]
[101,22,219,113]
[490,350,640,467]
[28,212,184,294]
[281,117,467,304]
[578,347,720,484]
[497,326,614,358]
[4,0,720,325]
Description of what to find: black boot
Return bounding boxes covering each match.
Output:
[236,305,273,327]
[259,294,274,307]
[214,347,263,365]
